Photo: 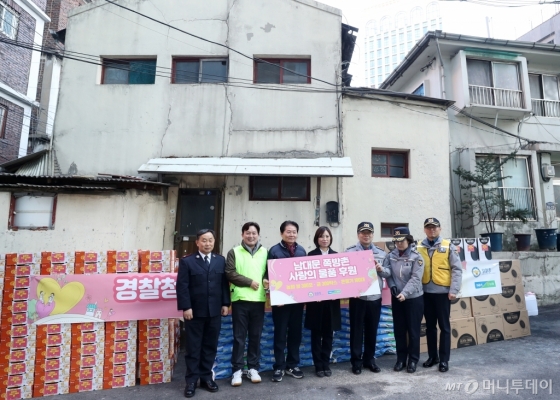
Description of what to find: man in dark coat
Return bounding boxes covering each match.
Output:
[176,229,231,398]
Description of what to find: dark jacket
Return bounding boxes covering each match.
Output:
[268,241,307,260]
[304,248,342,331]
[176,252,231,318]
[265,241,307,279]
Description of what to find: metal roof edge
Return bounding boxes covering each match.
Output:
[343,88,454,109]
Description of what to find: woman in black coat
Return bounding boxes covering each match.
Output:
[304,226,342,378]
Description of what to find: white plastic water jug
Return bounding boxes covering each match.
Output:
[525,293,538,316]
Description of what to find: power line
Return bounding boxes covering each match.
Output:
[102,0,338,87]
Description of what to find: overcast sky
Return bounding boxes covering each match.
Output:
[318,0,560,86]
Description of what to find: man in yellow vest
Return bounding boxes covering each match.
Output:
[417,217,462,373]
[225,222,268,387]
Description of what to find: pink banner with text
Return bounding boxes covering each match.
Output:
[27,273,182,325]
[267,250,381,306]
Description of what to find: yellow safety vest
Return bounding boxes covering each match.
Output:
[417,239,452,287]
[230,245,268,302]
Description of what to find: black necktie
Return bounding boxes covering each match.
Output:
[205,256,210,266]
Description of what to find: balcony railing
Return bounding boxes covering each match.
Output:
[479,187,536,221]
[469,85,524,109]
[531,99,560,118]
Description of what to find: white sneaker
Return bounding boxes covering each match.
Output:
[247,368,261,383]
[231,370,242,387]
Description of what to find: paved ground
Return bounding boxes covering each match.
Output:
[59,305,559,400]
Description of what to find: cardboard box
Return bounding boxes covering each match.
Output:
[475,314,505,344]
[502,310,531,339]
[471,294,502,316]
[450,317,477,349]
[498,260,522,286]
[450,298,472,319]
[499,283,526,313]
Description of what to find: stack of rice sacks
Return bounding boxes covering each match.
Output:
[211,304,396,378]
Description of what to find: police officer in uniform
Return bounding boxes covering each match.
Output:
[176,229,231,398]
[345,222,386,375]
[378,227,424,373]
[417,218,462,373]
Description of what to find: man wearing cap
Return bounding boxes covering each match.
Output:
[345,222,386,375]
[417,218,462,373]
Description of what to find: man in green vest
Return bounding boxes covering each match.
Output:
[226,222,268,387]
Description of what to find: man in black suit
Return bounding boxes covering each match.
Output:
[176,229,231,398]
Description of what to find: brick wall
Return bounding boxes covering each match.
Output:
[0,96,25,163]
[31,0,47,11]
[0,0,36,94]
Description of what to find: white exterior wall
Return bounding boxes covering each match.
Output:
[0,190,170,253]
[54,0,342,176]
[340,95,452,243]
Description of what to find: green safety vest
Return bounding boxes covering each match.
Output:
[231,245,268,302]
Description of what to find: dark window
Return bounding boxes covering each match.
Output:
[102,59,157,84]
[0,105,7,139]
[381,223,409,238]
[250,176,310,201]
[529,73,560,117]
[254,59,310,84]
[372,150,408,178]
[172,58,228,83]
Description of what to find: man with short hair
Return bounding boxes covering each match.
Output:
[176,229,231,398]
[266,220,307,382]
[226,222,268,387]
[417,217,462,373]
[345,222,386,375]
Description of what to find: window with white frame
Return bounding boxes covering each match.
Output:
[0,105,7,139]
[474,155,535,220]
[10,193,56,230]
[529,74,560,117]
[466,59,523,109]
[0,2,18,39]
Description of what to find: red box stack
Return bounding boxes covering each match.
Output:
[103,320,137,389]
[69,323,105,393]
[1,254,40,400]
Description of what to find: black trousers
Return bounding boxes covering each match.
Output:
[184,316,221,384]
[391,295,424,364]
[272,303,304,370]
[310,304,334,371]
[349,298,381,368]
[231,300,265,372]
[424,292,451,362]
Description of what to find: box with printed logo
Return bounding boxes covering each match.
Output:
[2,385,32,400]
[475,314,505,344]
[502,310,531,339]
[499,283,526,313]
[450,317,477,349]
[498,260,522,286]
[471,294,502,316]
[450,297,473,319]
[102,374,136,389]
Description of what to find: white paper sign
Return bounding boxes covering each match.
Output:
[457,260,503,298]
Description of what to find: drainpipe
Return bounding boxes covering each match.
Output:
[435,38,447,100]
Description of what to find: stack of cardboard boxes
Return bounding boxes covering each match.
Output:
[103,321,137,390]
[1,254,39,400]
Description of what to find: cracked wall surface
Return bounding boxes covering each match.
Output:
[55,0,342,176]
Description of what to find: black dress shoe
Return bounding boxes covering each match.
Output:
[316,370,325,377]
[439,362,449,372]
[422,357,440,368]
[324,368,332,377]
[200,380,219,392]
[352,367,362,375]
[184,383,196,398]
[393,361,405,372]
[407,361,417,373]
[365,363,381,373]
